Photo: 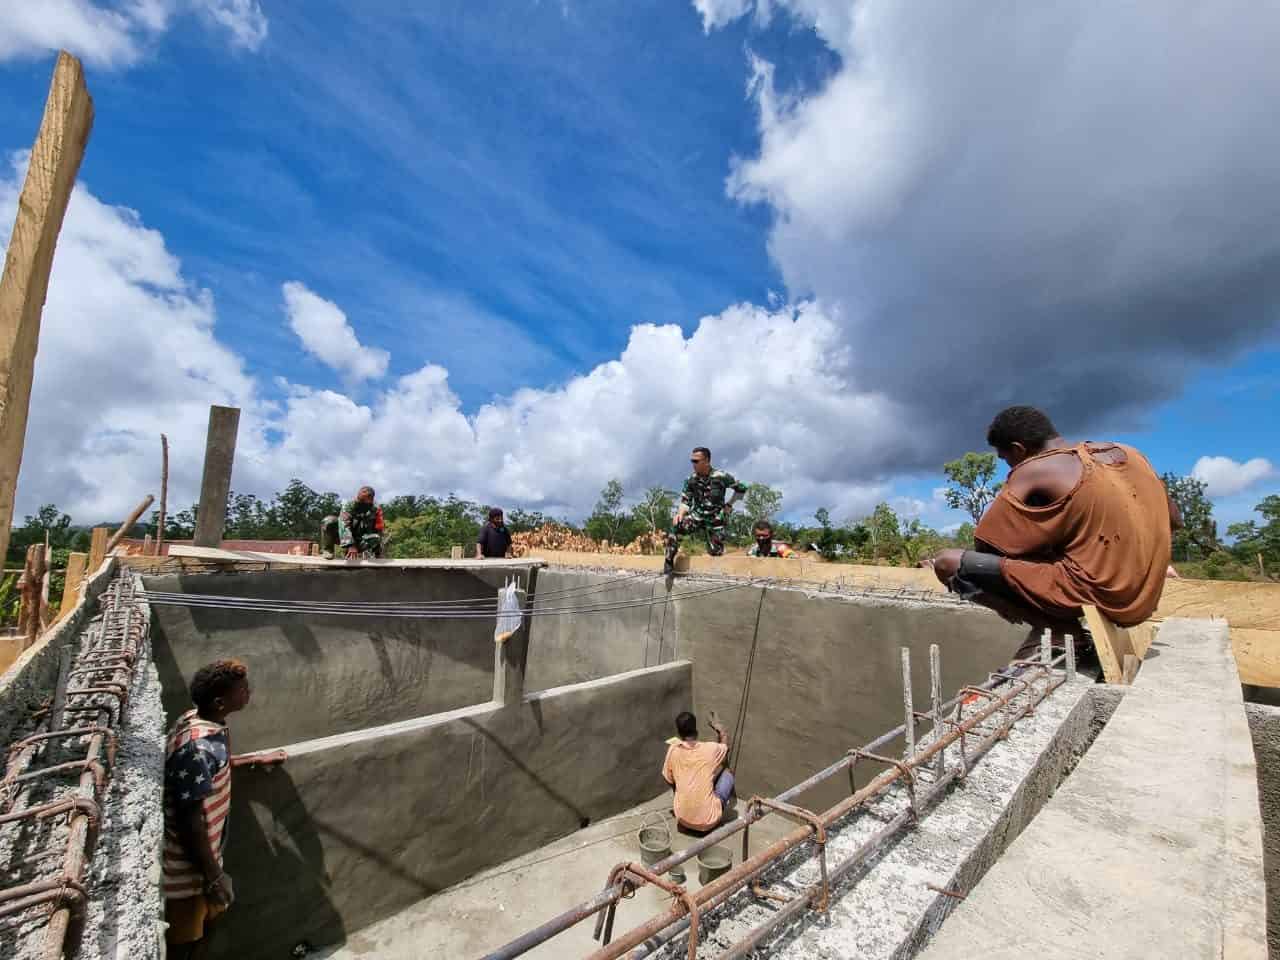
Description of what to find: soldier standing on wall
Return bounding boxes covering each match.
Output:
[665,447,748,575]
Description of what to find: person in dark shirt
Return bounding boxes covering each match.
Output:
[476,507,513,558]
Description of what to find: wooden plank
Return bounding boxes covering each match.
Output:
[1082,604,1140,685]
[1129,620,1158,659]
[0,52,94,566]
[57,551,86,618]
[1233,628,1280,688]
[104,493,154,554]
[87,526,108,573]
[1122,653,1141,685]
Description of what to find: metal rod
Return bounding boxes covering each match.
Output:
[902,647,915,758]
[1064,632,1076,680]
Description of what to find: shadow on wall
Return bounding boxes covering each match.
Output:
[213,766,347,958]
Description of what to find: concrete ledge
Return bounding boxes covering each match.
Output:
[920,618,1268,959]
[165,544,545,569]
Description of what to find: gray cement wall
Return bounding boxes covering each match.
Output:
[524,570,676,691]
[146,567,530,751]
[1247,702,1280,957]
[529,569,1032,808]
[211,661,692,960]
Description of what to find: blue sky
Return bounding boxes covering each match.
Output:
[0,1,1277,530]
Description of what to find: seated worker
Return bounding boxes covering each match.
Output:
[661,711,734,833]
[665,447,748,574]
[747,520,796,558]
[927,406,1179,629]
[476,507,513,558]
[338,486,384,559]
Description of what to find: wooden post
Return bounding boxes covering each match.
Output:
[57,551,86,617]
[0,53,94,567]
[104,494,154,554]
[23,543,46,649]
[193,406,240,547]
[156,433,168,555]
[87,526,108,573]
[450,544,463,560]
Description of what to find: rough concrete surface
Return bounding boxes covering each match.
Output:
[0,556,117,744]
[312,795,797,960]
[920,619,1269,960]
[208,661,692,959]
[641,671,1103,960]
[147,567,536,751]
[1247,702,1280,957]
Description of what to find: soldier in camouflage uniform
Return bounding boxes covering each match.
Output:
[665,447,748,574]
[320,486,383,559]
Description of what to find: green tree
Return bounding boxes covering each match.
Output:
[942,452,1002,524]
[8,504,74,563]
[952,521,976,549]
[632,486,676,536]
[585,479,636,544]
[866,502,901,561]
[1227,494,1280,571]
[1162,473,1217,561]
[899,518,944,565]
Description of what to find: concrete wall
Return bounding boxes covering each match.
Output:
[524,570,676,691]
[1247,702,1280,957]
[212,661,692,959]
[528,569,1031,809]
[146,567,528,752]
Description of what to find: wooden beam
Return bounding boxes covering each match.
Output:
[104,493,154,554]
[1082,604,1142,685]
[87,526,108,573]
[57,551,86,618]
[157,433,168,554]
[0,53,94,566]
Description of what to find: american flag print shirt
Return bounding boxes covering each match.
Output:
[162,710,232,899]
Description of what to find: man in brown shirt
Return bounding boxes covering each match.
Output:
[661,711,734,832]
[928,406,1180,629]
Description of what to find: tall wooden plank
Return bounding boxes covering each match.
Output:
[1082,604,1140,685]
[193,405,240,547]
[87,525,108,573]
[0,53,94,566]
[58,551,86,617]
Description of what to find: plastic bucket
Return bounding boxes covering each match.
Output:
[697,845,732,885]
[637,813,672,868]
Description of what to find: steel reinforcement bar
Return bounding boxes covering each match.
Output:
[0,574,147,959]
[482,631,1075,960]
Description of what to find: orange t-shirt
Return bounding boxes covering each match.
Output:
[662,740,728,831]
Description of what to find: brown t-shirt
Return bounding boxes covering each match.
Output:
[662,740,728,831]
[975,442,1172,627]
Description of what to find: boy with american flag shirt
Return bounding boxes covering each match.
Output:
[163,659,284,958]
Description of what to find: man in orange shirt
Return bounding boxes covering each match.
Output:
[661,711,734,833]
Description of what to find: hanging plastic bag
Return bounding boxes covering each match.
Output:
[495,580,522,643]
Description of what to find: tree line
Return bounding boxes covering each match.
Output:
[6,457,1277,578]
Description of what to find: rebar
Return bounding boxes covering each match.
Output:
[0,574,147,960]
[485,649,1067,960]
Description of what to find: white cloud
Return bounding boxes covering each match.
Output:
[0,1,140,68]
[282,282,389,384]
[692,0,753,32]
[0,0,268,67]
[1191,456,1275,499]
[1,160,921,524]
[703,0,1280,463]
[192,0,267,51]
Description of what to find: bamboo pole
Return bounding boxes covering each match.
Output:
[156,433,168,555]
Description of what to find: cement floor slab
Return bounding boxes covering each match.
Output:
[312,795,794,959]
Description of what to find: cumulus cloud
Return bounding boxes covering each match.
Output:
[1191,456,1275,499]
[282,282,389,384]
[0,0,268,67]
[692,0,754,32]
[2,161,909,523]
[705,0,1280,464]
